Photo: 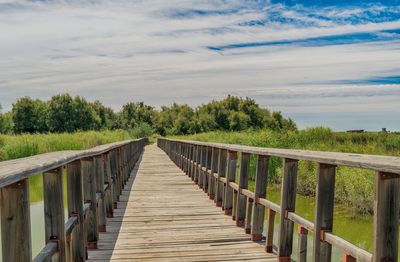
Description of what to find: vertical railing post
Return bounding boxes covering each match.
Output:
[313,163,336,262]
[216,149,227,207]
[278,158,298,260]
[208,147,218,200]
[224,150,237,216]
[0,179,32,262]
[82,157,99,249]
[67,160,85,262]
[298,226,308,262]
[251,154,269,241]
[198,146,204,189]
[373,171,400,262]
[236,152,250,227]
[43,168,66,261]
[202,146,208,192]
[266,208,276,253]
[95,156,107,233]
[104,153,114,218]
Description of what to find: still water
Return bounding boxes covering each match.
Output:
[0,175,377,261]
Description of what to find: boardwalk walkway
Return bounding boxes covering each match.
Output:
[88,144,276,261]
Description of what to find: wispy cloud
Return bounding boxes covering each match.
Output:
[0,0,399,130]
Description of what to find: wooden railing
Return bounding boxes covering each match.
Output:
[0,138,147,262]
[158,138,400,262]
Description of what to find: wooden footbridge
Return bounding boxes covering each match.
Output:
[0,138,399,261]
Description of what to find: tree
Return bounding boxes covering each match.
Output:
[120,102,156,129]
[91,101,118,130]
[12,97,48,133]
[47,94,99,132]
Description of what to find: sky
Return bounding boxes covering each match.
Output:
[0,0,400,131]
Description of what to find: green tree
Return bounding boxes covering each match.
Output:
[91,101,118,130]
[47,94,99,132]
[120,102,156,129]
[12,97,48,133]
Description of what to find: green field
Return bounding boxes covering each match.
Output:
[173,128,400,214]
[0,130,133,161]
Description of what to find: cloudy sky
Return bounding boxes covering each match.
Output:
[0,0,399,130]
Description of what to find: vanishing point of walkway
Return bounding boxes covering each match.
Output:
[88,144,276,261]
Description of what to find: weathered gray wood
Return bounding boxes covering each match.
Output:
[373,171,400,262]
[66,160,85,262]
[103,153,114,218]
[245,198,253,234]
[82,158,99,249]
[208,147,217,200]
[298,226,308,262]
[0,179,31,262]
[251,154,269,241]
[266,208,276,253]
[236,153,250,227]
[43,168,66,262]
[95,156,107,233]
[224,151,237,215]
[216,149,227,207]
[313,163,336,262]
[0,139,146,188]
[159,138,400,174]
[278,158,298,259]
[33,242,58,262]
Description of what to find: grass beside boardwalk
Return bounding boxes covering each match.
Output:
[173,128,400,214]
[0,130,132,161]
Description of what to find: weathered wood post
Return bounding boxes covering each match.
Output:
[208,147,218,200]
[216,149,227,207]
[244,197,253,234]
[224,150,237,215]
[43,168,66,262]
[194,145,200,183]
[103,153,114,218]
[236,152,250,227]
[66,160,85,262]
[202,146,209,192]
[373,171,400,262]
[313,164,336,262]
[82,157,99,249]
[251,154,269,241]
[198,146,204,189]
[266,208,276,253]
[95,156,107,232]
[0,179,32,262]
[298,226,308,262]
[278,158,298,260]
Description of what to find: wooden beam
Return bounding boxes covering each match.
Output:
[266,208,276,253]
[373,171,400,262]
[278,158,298,259]
[224,151,237,215]
[298,226,308,262]
[0,179,31,262]
[251,155,269,241]
[43,168,66,262]
[216,149,227,207]
[313,164,336,262]
[66,160,85,262]
[82,158,99,249]
[236,153,250,227]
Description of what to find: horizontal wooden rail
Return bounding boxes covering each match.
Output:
[158,138,400,262]
[0,138,147,262]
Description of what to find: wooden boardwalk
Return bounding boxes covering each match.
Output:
[88,144,276,261]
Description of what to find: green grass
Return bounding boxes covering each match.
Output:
[0,130,132,161]
[173,127,400,214]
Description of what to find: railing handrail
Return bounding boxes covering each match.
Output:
[161,138,400,173]
[158,137,400,262]
[0,138,146,188]
[0,137,148,262]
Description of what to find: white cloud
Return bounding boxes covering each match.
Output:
[0,0,399,129]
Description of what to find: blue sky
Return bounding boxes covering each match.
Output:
[0,0,399,131]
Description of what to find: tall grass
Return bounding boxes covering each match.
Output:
[0,130,131,161]
[174,127,400,214]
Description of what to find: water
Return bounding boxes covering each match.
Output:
[265,186,374,260]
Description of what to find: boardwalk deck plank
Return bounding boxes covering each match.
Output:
[88,144,276,261]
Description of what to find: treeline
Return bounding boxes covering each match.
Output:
[0,94,297,135]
